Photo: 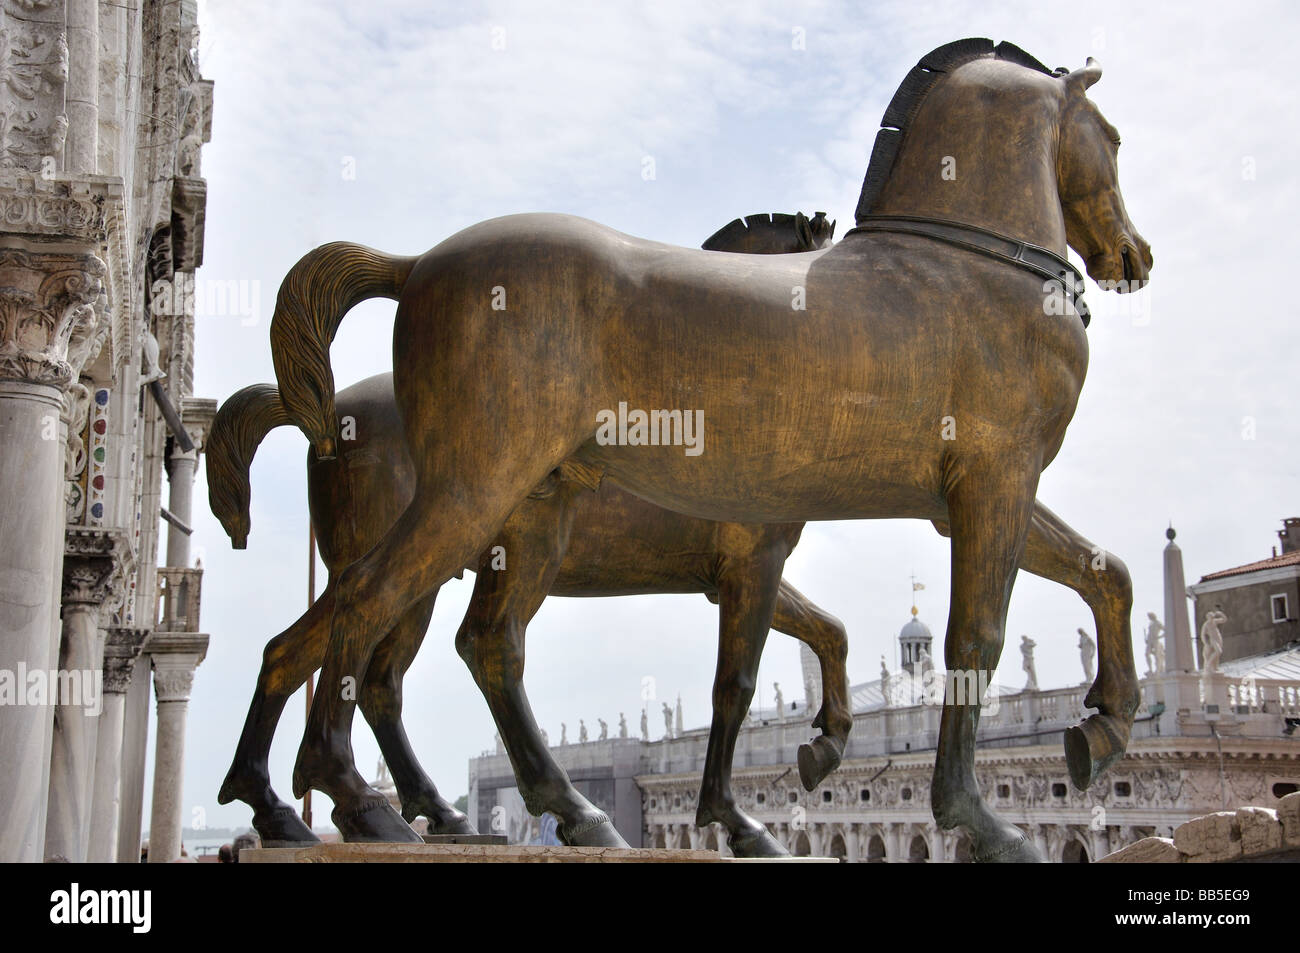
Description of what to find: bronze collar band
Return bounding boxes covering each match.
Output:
[847,214,1090,328]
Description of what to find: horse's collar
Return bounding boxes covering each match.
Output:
[847,214,1090,328]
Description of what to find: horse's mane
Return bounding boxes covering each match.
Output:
[854,38,1059,224]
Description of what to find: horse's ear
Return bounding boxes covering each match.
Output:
[795,211,815,250]
[1063,57,1102,92]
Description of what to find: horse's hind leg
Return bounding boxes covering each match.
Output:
[696,527,793,858]
[1017,503,1139,788]
[217,588,338,846]
[931,459,1043,862]
[456,487,626,847]
[769,579,852,791]
[359,591,476,835]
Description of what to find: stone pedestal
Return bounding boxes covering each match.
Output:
[87,627,148,862]
[242,843,837,863]
[146,632,206,863]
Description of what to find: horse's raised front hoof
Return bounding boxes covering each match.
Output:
[728,826,790,858]
[975,832,1044,864]
[797,736,843,791]
[403,800,477,835]
[559,814,628,848]
[1065,713,1129,790]
[252,804,320,848]
[333,798,423,843]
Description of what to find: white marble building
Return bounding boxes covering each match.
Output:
[0,0,214,862]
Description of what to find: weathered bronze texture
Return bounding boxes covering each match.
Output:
[214,215,842,855]
[266,39,1152,862]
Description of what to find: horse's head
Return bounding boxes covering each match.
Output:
[1056,59,1152,291]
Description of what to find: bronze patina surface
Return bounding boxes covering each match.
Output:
[213,215,843,855]
[265,39,1152,862]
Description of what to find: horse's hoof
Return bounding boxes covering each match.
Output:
[560,815,627,848]
[333,798,423,843]
[252,805,319,847]
[1065,713,1129,790]
[404,802,477,835]
[797,737,843,791]
[975,833,1044,863]
[728,827,790,858]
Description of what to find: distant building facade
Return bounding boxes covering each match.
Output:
[1189,517,1300,664]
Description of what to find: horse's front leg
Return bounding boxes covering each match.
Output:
[931,457,1043,862]
[768,578,852,790]
[696,526,792,858]
[456,488,626,847]
[933,500,1139,790]
[359,591,476,835]
[1017,502,1139,788]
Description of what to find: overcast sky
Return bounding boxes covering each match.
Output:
[175,0,1299,832]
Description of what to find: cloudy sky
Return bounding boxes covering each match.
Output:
[174,0,1299,832]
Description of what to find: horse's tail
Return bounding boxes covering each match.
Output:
[206,383,295,550]
[269,242,417,459]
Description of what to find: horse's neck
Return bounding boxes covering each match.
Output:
[871,71,1068,254]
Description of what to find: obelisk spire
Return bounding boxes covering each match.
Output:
[1163,525,1196,672]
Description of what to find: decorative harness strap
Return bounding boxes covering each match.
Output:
[848,214,1090,328]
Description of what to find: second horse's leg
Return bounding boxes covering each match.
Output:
[359,592,476,835]
[456,488,626,847]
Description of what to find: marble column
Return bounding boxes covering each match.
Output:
[146,633,206,863]
[0,249,106,862]
[844,823,860,864]
[44,529,122,861]
[87,627,149,862]
[164,448,196,567]
[64,0,100,174]
[116,652,152,862]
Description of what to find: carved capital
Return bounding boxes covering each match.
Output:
[102,626,150,694]
[149,630,207,703]
[0,246,105,389]
[152,663,194,702]
[61,527,125,606]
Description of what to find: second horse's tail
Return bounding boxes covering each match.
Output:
[206,383,295,549]
[269,242,417,459]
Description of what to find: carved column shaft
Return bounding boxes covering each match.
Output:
[65,0,100,174]
[146,634,205,863]
[87,627,148,863]
[0,245,105,862]
[44,533,120,862]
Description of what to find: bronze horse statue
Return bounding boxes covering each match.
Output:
[213,214,846,856]
[268,39,1152,862]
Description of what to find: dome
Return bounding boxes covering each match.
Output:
[899,607,932,641]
